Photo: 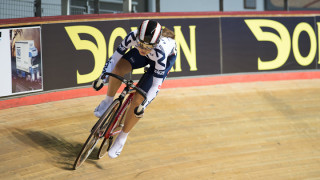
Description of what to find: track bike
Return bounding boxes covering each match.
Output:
[73,72,147,170]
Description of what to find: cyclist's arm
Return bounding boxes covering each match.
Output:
[102,30,138,73]
[142,39,176,108]
[143,60,167,109]
[143,76,163,109]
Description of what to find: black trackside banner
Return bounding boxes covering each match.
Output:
[30,15,320,95]
[221,17,317,74]
[42,18,221,91]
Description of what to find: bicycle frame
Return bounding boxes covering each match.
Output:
[109,93,134,136]
[103,88,135,140]
[74,72,147,169]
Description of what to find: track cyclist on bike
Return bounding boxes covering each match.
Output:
[92,20,177,158]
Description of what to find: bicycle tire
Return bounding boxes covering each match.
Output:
[97,94,132,159]
[73,100,121,170]
[97,135,114,159]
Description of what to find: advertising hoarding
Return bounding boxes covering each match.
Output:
[41,18,221,91]
[0,26,43,97]
[221,17,317,73]
[2,15,320,100]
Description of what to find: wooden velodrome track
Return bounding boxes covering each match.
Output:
[1,78,320,179]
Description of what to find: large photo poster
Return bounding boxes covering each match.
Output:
[0,26,43,97]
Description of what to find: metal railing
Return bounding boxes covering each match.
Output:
[0,0,34,19]
[265,0,320,11]
[0,0,139,19]
[1,0,320,20]
[70,0,138,15]
[42,2,61,17]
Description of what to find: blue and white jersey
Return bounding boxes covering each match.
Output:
[108,30,177,108]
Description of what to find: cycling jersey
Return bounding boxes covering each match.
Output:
[104,30,177,109]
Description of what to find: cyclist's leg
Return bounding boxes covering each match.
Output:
[121,65,154,133]
[95,48,149,118]
[122,92,145,133]
[108,48,150,96]
[94,58,132,118]
[108,70,152,158]
[119,55,176,130]
[107,59,132,96]
[108,89,145,158]
[117,59,153,134]
[118,55,176,125]
[108,49,149,158]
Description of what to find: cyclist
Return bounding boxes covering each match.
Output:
[92,20,177,158]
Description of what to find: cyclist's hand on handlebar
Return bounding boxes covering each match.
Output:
[134,105,144,118]
[93,57,115,91]
[92,75,106,91]
[132,90,147,118]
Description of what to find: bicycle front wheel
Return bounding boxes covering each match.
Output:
[73,131,99,170]
[73,100,121,170]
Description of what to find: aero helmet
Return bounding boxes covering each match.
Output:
[137,20,162,45]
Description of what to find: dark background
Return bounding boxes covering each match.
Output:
[42,18,221,91]
[221,17,317,74]
[40,16,320,92]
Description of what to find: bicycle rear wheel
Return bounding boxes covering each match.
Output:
[97,135,115,159]
[73,100,121,170]
[97,94,132,159]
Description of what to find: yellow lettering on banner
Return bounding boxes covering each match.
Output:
[174,25,197,72]
[108,27,127,58]
[292,22,317,66]
[317,22,320,64]
[245,19,291,70]
[65,26,106,84]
